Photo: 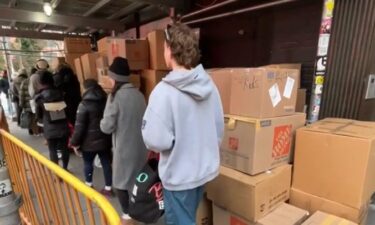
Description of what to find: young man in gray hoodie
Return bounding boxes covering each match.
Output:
[142,23,224,225]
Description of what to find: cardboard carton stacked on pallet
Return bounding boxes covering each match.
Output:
[290,118,375,225]
[207,66,308,224]
[64,37,92,73]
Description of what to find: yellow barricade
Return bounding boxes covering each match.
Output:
[0,129,120,225]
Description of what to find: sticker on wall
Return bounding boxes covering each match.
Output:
[315,76,325,85]
[315,84,323,94]
[316,56,328,72]
[318,34,330,56]
[320,18,332,34]
[324,0,335,18]
[283,77,295,99]
[269,83,282,107]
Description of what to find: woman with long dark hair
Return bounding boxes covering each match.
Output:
[100,57,147,225]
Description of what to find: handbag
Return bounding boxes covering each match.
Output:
[44,101,67,122]
[129,154,164,223]
[20,110,32,129]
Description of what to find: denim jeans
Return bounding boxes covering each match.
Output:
[82,150,112,187]
[163,186,204,225]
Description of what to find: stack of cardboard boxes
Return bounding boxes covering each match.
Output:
[64,37,92,73]
[207,66,308,224]
[290,118,375,225]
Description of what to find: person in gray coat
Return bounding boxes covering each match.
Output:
[100,57,148,225]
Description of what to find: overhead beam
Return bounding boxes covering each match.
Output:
[84,0,112,17]
[0,7,124,31]
[0,28,83,40]
[36,24,46,31]
[9,20,16,28]
[125,0,182,9]
[107,2,148,20]
[51,0,62,9]
[8,0,17,8]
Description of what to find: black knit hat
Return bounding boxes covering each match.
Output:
[109,57,130,82]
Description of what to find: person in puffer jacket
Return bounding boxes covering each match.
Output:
[35,70,70,170]
[70,79,113,196]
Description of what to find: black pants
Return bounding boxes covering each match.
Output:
[82,151,112,187]
[47,137,69,169]
[115,189,129,214]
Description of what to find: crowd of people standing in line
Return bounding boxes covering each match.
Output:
[6,23,224,225]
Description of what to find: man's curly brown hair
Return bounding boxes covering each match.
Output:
[166,23,201,69]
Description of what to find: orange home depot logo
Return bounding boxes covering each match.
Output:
[272,125,292,158]
[230,216,247,225]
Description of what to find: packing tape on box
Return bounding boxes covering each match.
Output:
[224,115,260,130]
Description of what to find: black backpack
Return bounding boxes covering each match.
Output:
[129,157,164,223]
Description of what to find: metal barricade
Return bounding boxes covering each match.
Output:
[0,129,121,225]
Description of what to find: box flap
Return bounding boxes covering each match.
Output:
[302,211,358,225]
[219,165,291,186]
[258,203,309,225]
[302,118,375,139]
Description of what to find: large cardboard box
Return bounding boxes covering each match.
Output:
[81,53,101,80]
[207,165,292,222]
[302,211,358,225]
[106,38,149,70]
[97,37,110,53]
[147,30,168,70]
[96,56,109,69]
[213,203,309,225]
[140,70,168,101]
[230,68,299,118]
[196,195,213,225]
[64,37,91,53]
[208,68,232,114]
[292,118,375,209]
[74,58,84,85]
[290,188,368,224]
[65,53,83,72]
[296,89,306,113]
[221,113,305,175]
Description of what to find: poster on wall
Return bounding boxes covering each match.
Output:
[308,0,335,123]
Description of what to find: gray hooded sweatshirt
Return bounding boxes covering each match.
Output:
[142,64,224,191]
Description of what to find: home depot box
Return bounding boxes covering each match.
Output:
[147,30,168,70]
[213,203,309,225]
[64,37,91,53]
[221,113,305,175]
[290,188,368,224]
[296,89,306,113]
[230,68,299,118]
[207,165,292,222]
[292,118,375,209]
[66,53,83,72]
[196,195,213,225]
[302,211,358,225]
[140,70,168,101]
[106,38,149,70]
[208,68,232,114]
[81,53,101,80]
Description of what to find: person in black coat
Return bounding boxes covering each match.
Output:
[35,71,70,170]
[54,63,81,125]
[70,79,113,195]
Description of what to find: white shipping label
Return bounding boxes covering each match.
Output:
[283,77,295,99]
[132,185,138,196]
[269,84,282,107]
[0,179,12,197]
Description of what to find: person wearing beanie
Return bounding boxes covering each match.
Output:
[100,57,147,225]
[35,70,70,170]
[70,79,113,196]
[11,68,28,126]
[141,23,224,225]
